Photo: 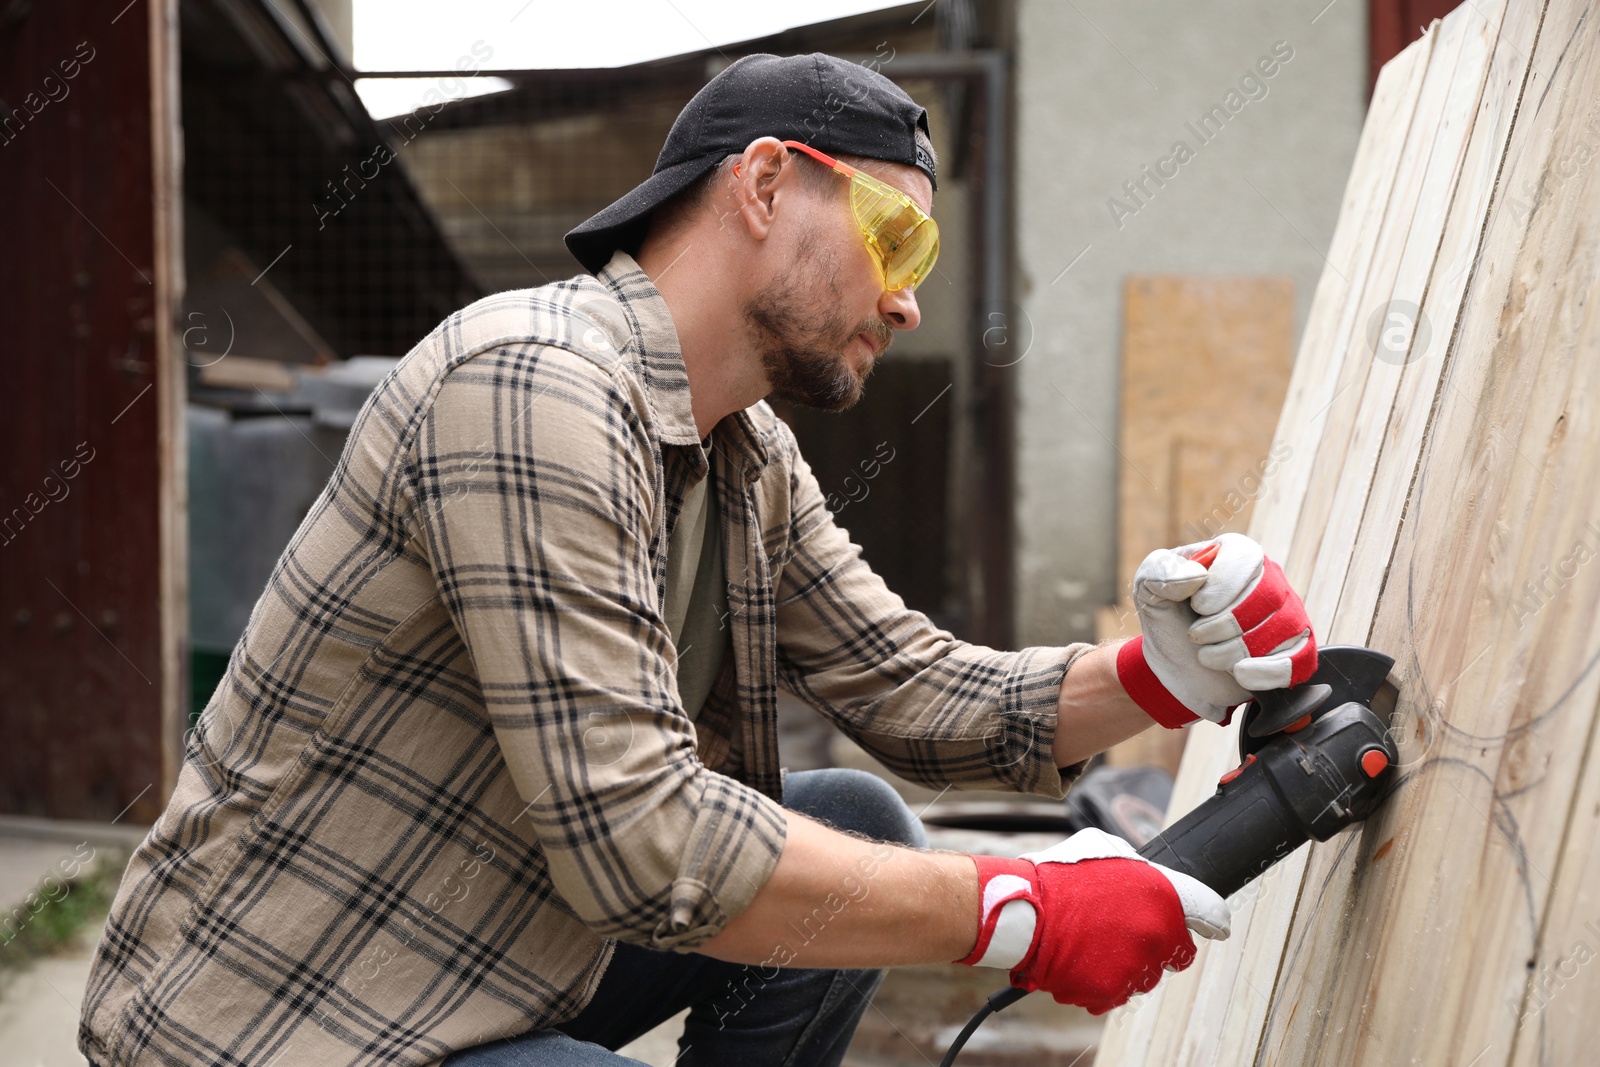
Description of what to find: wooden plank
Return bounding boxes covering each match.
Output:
[1296,0,1497,630]
[1371,0,1467,92]
[1258,1,1600,1062]
[1283,2,1480,605]
[1514,643,1600,1063]
[1096,24,1440,1065]
[1094,0,1600,1063]
[1249,21,1437,567]
[1190,20,1495,1054]
[1254,4,1541,1051]
[1095,2,1532,1058]
[1331,0,1533,632]
[1232,27,1521,1056]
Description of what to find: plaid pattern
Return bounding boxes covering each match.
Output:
[80,253,1089,1066]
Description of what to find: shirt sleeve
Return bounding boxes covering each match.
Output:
[771,424,1095,799]
[408,343,786,950]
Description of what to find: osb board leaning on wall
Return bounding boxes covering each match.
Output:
[1098,276,1295,775]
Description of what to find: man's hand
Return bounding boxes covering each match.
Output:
[1186,533,1318,690]
[1117,532,1318,728]
[955,828,1229,1014]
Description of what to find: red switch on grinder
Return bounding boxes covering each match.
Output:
[1218,754,1257,786]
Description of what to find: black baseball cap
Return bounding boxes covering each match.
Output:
[564,52,936,274]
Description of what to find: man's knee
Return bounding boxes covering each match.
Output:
[781,768,928,850]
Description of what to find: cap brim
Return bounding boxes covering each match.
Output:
[564,153,728,274]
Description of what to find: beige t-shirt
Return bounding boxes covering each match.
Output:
[661,451,729,720]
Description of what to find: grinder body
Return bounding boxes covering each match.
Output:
[1136,698,1396,898]
[1136,644,1398,899]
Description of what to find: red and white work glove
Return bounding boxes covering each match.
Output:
[955,828,1230,1014]
[1116,532,1318,728]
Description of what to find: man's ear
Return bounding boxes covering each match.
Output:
[730,137,795,243]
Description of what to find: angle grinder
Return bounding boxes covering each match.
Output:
[940,644,1400,1065]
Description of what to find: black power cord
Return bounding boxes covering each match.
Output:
[938,986,1029,1067]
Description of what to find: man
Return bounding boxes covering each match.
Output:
[81,53,1316,1066]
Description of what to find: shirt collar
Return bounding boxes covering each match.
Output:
[596,251,771,480]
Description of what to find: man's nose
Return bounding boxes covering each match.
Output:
[879,284,921,331]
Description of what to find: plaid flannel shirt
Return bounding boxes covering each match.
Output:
[80,253,1090,1066]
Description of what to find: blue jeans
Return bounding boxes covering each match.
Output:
[442,768,928,1067]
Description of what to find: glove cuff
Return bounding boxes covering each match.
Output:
[955,856,1040,969]
[1116,636,1202,729]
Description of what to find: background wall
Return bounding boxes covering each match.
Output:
[1012,0,1367,645]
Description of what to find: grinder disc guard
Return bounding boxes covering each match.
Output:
[1239,644,1398,759]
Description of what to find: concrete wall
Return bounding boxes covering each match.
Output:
[1011,0,1366,645]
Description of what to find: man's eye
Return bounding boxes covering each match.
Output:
[888,209,922,240]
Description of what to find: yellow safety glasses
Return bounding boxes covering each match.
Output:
[780,139,940,292]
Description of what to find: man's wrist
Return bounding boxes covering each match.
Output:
[1052,641,1175,767]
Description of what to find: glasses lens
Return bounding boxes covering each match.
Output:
[886,219,939,291]
[849,177,940,291]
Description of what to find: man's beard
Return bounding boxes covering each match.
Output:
[743,256,894,412]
